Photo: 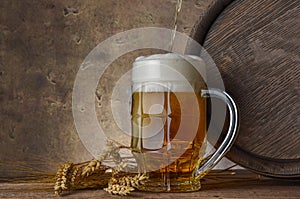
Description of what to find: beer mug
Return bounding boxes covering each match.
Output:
[130,53,238,192]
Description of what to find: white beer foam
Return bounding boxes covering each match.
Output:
[132,53,206,92]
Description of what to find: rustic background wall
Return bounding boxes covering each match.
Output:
[0,0,235,179]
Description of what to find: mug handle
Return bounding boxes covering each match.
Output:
[193,88,239,178]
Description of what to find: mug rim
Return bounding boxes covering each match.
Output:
[134,53,204,63]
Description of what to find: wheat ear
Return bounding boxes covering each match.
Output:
[70,167,79,187]
[81,139,119,177]
[54,162,73,196]
[104,184,135,196]
[118,174,148,188]
[104,174,148,195]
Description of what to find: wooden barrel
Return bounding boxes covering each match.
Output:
[191,0,300,178]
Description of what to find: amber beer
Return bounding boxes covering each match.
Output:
[131,91,206,174]
[130,53,208,192]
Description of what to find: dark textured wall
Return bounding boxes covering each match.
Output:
[0,0,211,178]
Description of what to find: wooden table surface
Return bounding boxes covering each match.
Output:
[1,170,300,199]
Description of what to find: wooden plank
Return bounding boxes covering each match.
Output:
[1,171,300,198]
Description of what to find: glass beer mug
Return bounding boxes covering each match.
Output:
[130,53,238,192]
